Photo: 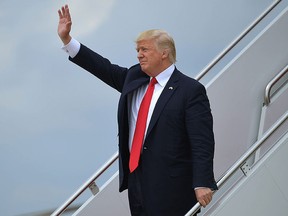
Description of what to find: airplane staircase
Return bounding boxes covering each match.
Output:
[51,1,288,215]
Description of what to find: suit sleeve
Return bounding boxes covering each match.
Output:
[69,44,128,92]
[185,83,217,190]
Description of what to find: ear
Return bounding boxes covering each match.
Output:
[162,49,169,59]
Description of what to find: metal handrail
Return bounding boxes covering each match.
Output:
[52,1,282,215]
[195,0,281,81]
[264,64,288,105]
[185,111,288,216]
[51,152,119,216]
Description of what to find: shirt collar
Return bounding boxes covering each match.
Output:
[154,64,175,87]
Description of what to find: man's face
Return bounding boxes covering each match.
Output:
[136,39,164,77]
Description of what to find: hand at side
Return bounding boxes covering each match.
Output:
[195,187,213,207]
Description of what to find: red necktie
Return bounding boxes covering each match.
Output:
[129,77,158,172]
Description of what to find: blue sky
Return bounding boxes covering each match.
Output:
[0,0,277,215]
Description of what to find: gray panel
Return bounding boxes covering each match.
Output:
[206,7,288,180]
[265,135,288,201]
[258,83,288,156]
[74,172,129,216]
[211,133,288,216]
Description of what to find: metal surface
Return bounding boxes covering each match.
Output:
[51,152,118,216]
[88,181,99,196]
[194,0,282,81]
[264,64,288,105]
[185,111,287,216]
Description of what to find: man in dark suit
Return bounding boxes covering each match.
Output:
[58,5,217,216]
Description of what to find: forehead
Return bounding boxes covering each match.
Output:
[136,39,156,48]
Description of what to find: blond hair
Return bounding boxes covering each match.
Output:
[136,29,176,64]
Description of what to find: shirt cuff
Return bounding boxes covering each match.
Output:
[194,187,208,190]
[61,38,81,58]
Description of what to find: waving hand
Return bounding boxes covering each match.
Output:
[58,5,72,45]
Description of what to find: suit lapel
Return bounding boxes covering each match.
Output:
[118,74,149,130]
[119,67,181,141]
[122,77,149,96]
[146,69,181,136]
[119,71,149,116]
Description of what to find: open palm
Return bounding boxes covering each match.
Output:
[58,5,72,44]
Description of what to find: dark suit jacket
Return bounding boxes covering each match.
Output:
[70,44,217,215]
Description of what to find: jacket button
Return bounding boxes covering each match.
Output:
[143,146,147,150]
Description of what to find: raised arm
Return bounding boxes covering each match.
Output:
[57,5,72,45]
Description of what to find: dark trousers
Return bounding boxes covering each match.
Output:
[128,163,146,216]
[127,165,198,216]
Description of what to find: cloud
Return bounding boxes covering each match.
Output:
[64,0,117,38]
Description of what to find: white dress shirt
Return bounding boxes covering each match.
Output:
[62,38,81,58]
[128,65,174,151]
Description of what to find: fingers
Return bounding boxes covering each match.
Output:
[57,4,72,44]
[199,193,212,207]
[65,5,71,22]
[58,9,63,19]
[58,5,71,21]
[195,188,213,208]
